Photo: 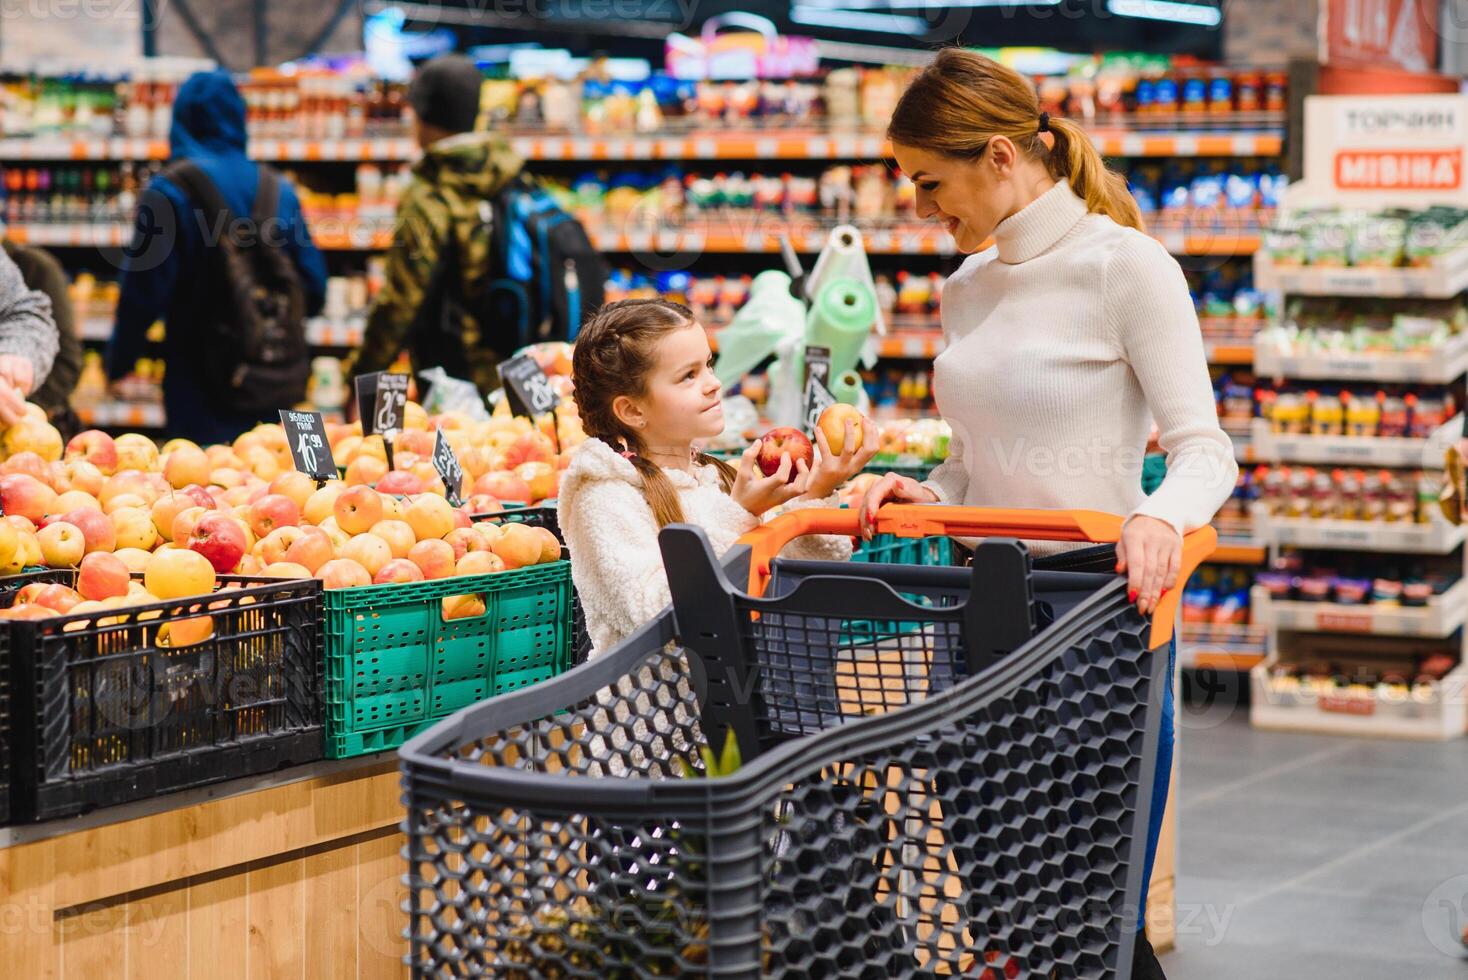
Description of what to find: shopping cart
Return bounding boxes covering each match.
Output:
[400,505,1214,979]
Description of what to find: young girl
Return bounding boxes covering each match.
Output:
[560,298,878,655]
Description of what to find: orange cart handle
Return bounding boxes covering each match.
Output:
[737,504,1217,649]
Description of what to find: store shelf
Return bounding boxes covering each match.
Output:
[0,126,1285,164]
[16,215,1259,257]
[306,316,366,347]
[1210,543,1267,564]
[4,223,128,247]
[1250,580,1468,638]
[1250,661,1467,740]
[1253,331,1468,383]
[585,218,1261,257]
[75,401,165,429]
[1250,415,1463,468]
[78,317,112,342]
[1254,246,1468,299]
[1253,509,1468,555]
[1179,622,1267,671]
[1206,344,1254,365]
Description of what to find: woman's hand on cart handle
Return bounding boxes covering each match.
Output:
[732,443,811,517]
[1117,515,1181,616]
[857,472,939,540]
[806,417,881,501]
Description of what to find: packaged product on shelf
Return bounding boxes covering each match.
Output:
[1256,465,1441,525]
[1181,567,1252,626]
[1259,384,1457,439]
[1258,550,1457,606]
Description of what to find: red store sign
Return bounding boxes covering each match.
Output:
[1334,149,1463,190]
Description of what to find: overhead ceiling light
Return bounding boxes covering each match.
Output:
[790,5,931,33]
[1107,0,1222,26]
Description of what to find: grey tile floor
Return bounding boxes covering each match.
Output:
[1163,710,1468,979]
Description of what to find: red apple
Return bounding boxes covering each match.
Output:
[505,432,554,468]
[465,494,502,516]
[247,493,301,539]
[77,552,131,601]
[317,558,371,590]
[443,527,490,562]
[473,472,532,503]
[179,484,217,511]
[0,473,58,524]
[32,583,83,614]
[283,528,335,574]
[373,558,426,585]
[2,451,51,483]
[756,427,813,483]
[375,470,425,496]
[61,508,116,554]
[64,429,119,475]
[188,512,249,575]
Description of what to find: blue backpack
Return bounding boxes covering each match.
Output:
[484,176,607,350]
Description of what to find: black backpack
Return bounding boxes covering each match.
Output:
[481,175,607,350]
[164,160,310,413]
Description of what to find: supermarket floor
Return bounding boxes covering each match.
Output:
[1165,705,1468,979]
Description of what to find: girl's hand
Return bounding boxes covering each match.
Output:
[731,443,810,517]
[805,417,881,500]
[856,471,939,540]
[1117,515,1181,617]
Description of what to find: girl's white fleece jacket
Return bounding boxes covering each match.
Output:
[559,438,852,655]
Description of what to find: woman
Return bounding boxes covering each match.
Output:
[860,50,1237,978]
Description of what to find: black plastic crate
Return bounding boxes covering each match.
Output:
[1,571,324,822]
[0,569,72,825]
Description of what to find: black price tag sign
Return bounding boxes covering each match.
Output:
[373,372,410,435]
[497,354,560,418]
[355,371,410,436]
[354,373,377,434]
[803,346,837,437]
[805,345,832,388]
[433,429,465,507]
[278,410,336,481]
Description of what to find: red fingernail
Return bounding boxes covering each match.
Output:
[1160,588,1169,598]
[1128,589,1138,603]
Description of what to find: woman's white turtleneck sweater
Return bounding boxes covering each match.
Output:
[921,181,1237,544]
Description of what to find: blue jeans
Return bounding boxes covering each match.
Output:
[1136,640,1175,932]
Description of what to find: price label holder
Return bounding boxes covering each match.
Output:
[278,409,337,483]
[356,370,410,435]
[497,354,561,418]
[803,345,837,437]
[497,354,563,451]
[433,429,465,507]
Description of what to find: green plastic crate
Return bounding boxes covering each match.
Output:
[322,561,573,759]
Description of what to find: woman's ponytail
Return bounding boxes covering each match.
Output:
[1046,116,1144,232]
[888,49,1144,232]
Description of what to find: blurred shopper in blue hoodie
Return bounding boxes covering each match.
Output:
[108,71,326,444]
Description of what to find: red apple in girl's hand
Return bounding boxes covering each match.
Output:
[757,428,813,483]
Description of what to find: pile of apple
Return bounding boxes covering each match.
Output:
[0,403,566,627]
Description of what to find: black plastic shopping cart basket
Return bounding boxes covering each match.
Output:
[399,504,1215,979]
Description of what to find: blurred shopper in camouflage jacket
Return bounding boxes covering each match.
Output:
[346,54,523,396]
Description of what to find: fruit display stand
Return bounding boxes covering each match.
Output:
[0,753,410,979]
